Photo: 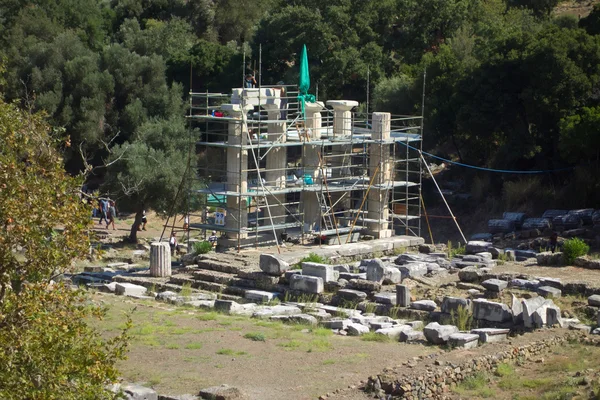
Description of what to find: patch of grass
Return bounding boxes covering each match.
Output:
[218,320,233,326]
[360,332,390,343]
[278,340,301,349]
[393,246,407,255]
[307,338,332,351]
[495,363,515,377]
[322,359,336,365]
[311,327,333,337]
[165,343,180,349]
[184,342,203,349]
[180,282,193,297]
[254,320,282,329]
[362,302,377,315]
[244,332,266,342]
[197,312,218,321]
[216,348,247,356]
[299,252,328,264]
[449,305,473,331]
[448,241,466,258]
[455,373,493,397]
[193,241,213,255]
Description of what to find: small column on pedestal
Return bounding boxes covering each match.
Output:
[264,103,287,226]
[367,112,393,238]
[150,242,171,277]
[301,101,325,232]
[221,103,252,239]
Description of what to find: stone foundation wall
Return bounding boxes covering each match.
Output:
[365,332,583,399]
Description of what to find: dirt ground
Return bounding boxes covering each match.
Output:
[94,294,438,400]
[555,0,599,17]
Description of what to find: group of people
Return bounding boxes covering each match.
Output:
[97,199,117,230]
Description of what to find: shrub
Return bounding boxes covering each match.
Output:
[563,237,589,264]
[193,241,213,255]
[299,252,328,264]
[449,305,473,331]
[448,241,466,258]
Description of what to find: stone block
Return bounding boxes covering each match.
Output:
[471,328,509,343]
[383,266,402,284]
[244,290,276,303]
[346,322,370,336]
[441,297,471,314]
[458,266,484,283]
[509,279,540,290]
[537,277,562,289]
[252,305,301,318]
[546,304,562,327]
[406,320,424,330]
[423,322,459,344]
[321,318,352,330]
[522,297,546,328]
[333,264,350,273]
[155,291,178,301]
[347,279,381,292]
[374,292,396,305]
[115,283,147,297]
[396,284,410,307]
[472,299,513,322]
[536,251,563,266]
[588,295,600,307]
[466,241,490,254]
[214,299,244,314]
[290,274,324,294]
[375,325,412,341]
[398,262,428,280]
[339,272,367,280]
[302,262,336,282]
[537,286,561,299]
[399,329,425,342]
[260,254,290,276]
[288,314,318,325]
[122,384,158,400]
[370,321,393,330]
[150,242,171,277]
[198,384,247,400]
[511,294,523,324]
[395,253,426,265]
[481,279,508,292]
[410,300,437,312]
[365,258,386,282]
[337,289,367,302]
[532,304,549,328]
[449,333,479,349]
[569,324,592,334]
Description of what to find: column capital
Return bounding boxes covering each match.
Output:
[221,103,253,118]
[326,100,358,112]
[304,101,325,114]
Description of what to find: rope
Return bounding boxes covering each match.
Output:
[398,141,573,174]
[420,195,434,245]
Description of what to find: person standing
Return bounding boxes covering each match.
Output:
[106,200,116,230]
[169,232,178,255]
[550,231,558,253]
[98,199,108,225]
[139,210,147,231]
[208,230,218,250]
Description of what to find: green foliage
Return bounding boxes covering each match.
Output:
[447,241,466,258]
[299,252,328,265]
[243,332,266,342]
[360,332,390,343]
[449,305,473,331]
[0,100,130,399]
[580,4,600,36]
[179,282,193,297]
[562,238,589,264]
[193,241,213,255]
[495,363,515,377]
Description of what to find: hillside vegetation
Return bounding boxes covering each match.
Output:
[1,0,600,208]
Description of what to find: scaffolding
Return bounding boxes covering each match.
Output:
[183,85,423,249]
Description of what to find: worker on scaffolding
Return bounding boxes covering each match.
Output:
[245,73,256,88]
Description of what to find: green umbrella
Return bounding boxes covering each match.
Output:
[299,44,310,96]
[297,44,315,120]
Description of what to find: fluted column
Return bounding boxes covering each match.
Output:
[150,242,171,277]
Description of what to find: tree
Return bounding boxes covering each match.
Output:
[0,98,129,399]
[559,106,600,164]
[102,115,191,242]
[580,4,600,36]
[507,0,560,17]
